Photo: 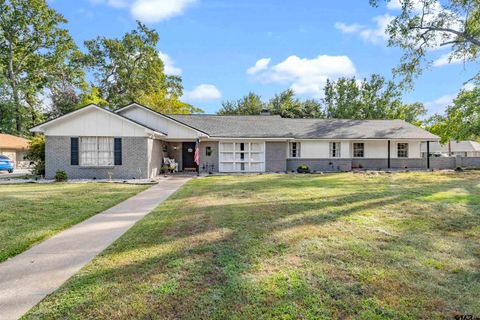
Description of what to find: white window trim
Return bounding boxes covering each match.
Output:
[352,142,365,158]
[329,141,341,158]
[289,142,301,158]
[79,136,115,167]
[397,143,409,158]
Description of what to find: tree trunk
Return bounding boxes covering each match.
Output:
[7,39,22,134]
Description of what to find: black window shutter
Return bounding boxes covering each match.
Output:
[114,138,122,165]
[71,137,79,165]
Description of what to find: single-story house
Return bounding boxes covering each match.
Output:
[31,103,446,179]
[421,140,480,157]
[0,133,30,168]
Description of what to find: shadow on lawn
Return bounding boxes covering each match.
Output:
[28,173,480,319]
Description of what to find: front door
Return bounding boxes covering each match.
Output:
[182,142,197,171]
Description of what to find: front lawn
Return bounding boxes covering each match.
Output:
[0,183,149,262]
[26,173,480,319]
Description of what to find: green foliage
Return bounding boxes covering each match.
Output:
[297,164,310,173]
[370,0,480,86]
[268,89,324,118]
[218,90,324,118]
[25,135,45,175]
[218,92,264,115]
[0,0,82,134]
[426,86,480,143]
[324,74,426,122]
[83,21,198,114]
[218,76,424,123]
[54,170,68,182]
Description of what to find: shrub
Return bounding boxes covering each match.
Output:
[25,135,45,176]
[54,170,68,182]
[297,165,310,173]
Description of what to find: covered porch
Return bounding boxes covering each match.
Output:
[152,140,217,175]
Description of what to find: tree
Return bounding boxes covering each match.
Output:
[323,74,425,122]
[267,89,324,118]
[47,47,86,118]
[218,90,324,118]
[324,74,426,121]
[0,0,79,134]
[370,0,480,86]
[217,92,264,115]
[426,86,480,143]
[83,21,197,114]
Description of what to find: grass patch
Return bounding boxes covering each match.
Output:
[26,172,480,319]
[0,183,149,262]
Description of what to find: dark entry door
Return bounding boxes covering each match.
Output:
[182,142,197,170]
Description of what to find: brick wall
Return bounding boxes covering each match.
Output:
[45,136,149,179]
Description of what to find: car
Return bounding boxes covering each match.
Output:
[0,155,14,173]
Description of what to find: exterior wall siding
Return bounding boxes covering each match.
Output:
[266,142,287,172]
[287,159,352,172]
[200,141,219,173]
[45,136,149,179]
[147,139,164,178]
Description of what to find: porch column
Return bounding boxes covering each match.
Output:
[387,140,391,169]
[427,141,430,169]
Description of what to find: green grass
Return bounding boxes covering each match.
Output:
[0,183,149,262]
[25,173,480,319]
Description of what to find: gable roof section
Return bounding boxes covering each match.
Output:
[30,104,166,135]
[115,103,209,136]
[168,114,439,140]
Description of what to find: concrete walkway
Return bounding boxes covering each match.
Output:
[0,177,190,320]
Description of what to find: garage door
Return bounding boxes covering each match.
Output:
[219,142,265,172]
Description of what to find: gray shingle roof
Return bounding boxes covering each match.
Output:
[168,114,439,140]
[421,140,480,153]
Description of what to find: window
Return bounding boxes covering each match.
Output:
[289,142,300,158]
[353,143,364,158]
[397,143,408,158]
[329,142,341,158]
[80,137,114,166]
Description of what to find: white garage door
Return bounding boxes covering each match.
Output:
[219,142,265,172]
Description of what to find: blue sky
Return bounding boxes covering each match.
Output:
[49,0,476,115]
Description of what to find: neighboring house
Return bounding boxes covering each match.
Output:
[0,133,30,168]
[30,103,442,179]
[421,140,480,157]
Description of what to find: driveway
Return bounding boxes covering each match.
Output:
[0,169,31,179]
[0,176,191,320]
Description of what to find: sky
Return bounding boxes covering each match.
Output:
[48,0,476,115]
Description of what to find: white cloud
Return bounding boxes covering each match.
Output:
[424,94,456,115]
[158,51,182,76]
[334,22,364,34]
[335,14,393,45]
[183,84,222,102]
[250,55,356,97]
[246,58,271,75]
[131,0,196,23]
[432,53,464,67]
[90,0,196,23]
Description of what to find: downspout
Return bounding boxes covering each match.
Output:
[427,141,430,170]
[387,140,391,169]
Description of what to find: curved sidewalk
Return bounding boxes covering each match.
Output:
[0,177,190,320]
